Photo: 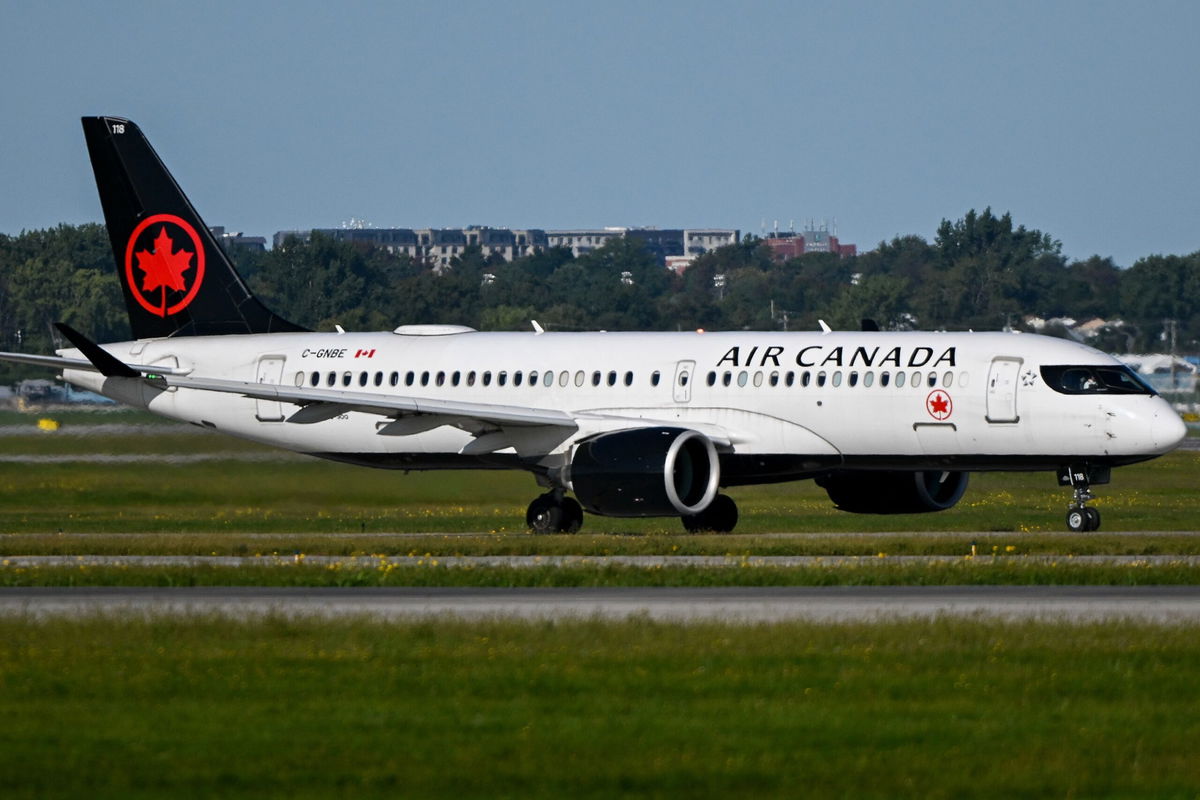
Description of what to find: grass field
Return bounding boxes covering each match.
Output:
[1,415,1197,535]
[6,559,1200,587]
[1,615,1198,799]
[4,410,1200,798]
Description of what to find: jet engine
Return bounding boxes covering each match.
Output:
[816,470,969,514]
[569,427,720,517]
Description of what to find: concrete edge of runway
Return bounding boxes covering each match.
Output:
[5,586,1200,623]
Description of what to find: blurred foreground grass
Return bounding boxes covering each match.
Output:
[1,616,1198,799]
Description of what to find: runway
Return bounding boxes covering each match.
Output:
[4,586,1200,622]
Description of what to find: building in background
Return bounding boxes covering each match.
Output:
[764,222,856,262]
[210,226,266,254]
[273,226,548,268]
[276,225,739,267]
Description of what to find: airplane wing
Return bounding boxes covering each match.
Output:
[1,324,735,446]
[164,373,576,429]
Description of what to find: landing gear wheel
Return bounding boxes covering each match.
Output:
[560,497,584,534]
[1066,506,1101,532]
[526,493,584,534]
[681,494,739,534]
[526,494,562,534]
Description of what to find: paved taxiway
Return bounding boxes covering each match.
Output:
[4,586,1200,622]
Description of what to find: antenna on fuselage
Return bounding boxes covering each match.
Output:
[818,319,832,335]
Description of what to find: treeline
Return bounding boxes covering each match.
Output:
[2,210,1198,382]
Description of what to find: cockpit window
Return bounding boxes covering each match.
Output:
[1041,365,1156,396]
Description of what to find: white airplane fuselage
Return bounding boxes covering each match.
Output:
[62,327,1185,483]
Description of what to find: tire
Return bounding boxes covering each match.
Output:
[526,494,561,534]
[1085,507,1101,532]
[560,497,584,534]
[1066,508,1088,532]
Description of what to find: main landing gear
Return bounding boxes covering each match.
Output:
[526,491,584,534]
[1059,464,1107,532]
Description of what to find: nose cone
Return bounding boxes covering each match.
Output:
[1151,400,1188,453]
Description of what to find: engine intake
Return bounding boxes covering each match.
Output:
[569,427,720,517]
[817,470,969,514]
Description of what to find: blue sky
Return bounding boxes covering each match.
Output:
[2,0,1197,267]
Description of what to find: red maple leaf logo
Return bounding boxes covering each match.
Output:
[135,226,193,294]
[930,394,949,414]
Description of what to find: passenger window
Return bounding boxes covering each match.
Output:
[651,371,661,387]
[498,371,507,386]
[326,371,336,387]
[801,371,811,387]
[785,371,795,387]
[374,371,383,387]
[294,372,305,387]
[591,371,601,387]
[559,371,569,387]
[436,371,445,387]
[817,371,827,387]
[607,370,617,386]
[574,371,585,387]
[467,371,476,386]
[358,372,368,387]
[895,371,906,388]
[707,371,717,387]
[528,370,537,386]
[405,371,415,387]
[769,371,779,387]
[679,371,689,386]
[420,371,430,386]
[753,371,763,387]
[958,372,969,388]
[927,372,937,387]
[910,371,921,387]
[390,372,399,387]
[863,372,874,387]
[544,372,554,387]
[342,372,352,387]
[943,371,953,388]
[624,371,633,386]
[848,371,859,387]
[832,371,843,387]
[514,371,523,387]
[880,372,890,387]
[482,371,492,387]
[723,371,732,387]
[310,371,320,387]
[452,371,461,386]
[737,371,748,387]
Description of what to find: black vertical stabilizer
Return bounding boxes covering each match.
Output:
[81,116,306,338]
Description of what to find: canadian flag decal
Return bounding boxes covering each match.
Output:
[354,349,376,359]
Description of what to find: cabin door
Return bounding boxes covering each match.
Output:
[672,360,695,403]
[255,355,287,422]
[985,357,1022,423]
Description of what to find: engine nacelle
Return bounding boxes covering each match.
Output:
[569,427,720,517]
[817,470,969,514]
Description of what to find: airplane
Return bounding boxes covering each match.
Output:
[0,117,1188,534]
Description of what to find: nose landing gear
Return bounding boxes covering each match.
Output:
[1058,464,1109,532]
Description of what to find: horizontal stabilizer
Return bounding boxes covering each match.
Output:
[53,323,139,378]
